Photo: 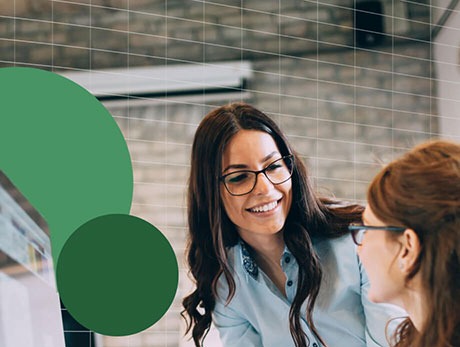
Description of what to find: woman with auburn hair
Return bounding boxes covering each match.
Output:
[349,140,460,347]
[182,102,403,347]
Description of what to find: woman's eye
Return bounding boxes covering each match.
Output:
[227,173,250,184]
[266,163,283,171]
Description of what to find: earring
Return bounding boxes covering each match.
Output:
[398,260,404,270]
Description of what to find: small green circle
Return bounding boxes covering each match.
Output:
[56,214,178,336]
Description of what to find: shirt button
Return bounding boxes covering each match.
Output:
[285,256,291,263]
[313,343,318,347]
[287,280,293,287]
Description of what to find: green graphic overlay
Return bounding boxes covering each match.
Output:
[0,67,132,257]
[0,67,178,336]
[57,214,178,335]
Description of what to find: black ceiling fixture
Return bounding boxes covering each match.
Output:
[354,0,385,47]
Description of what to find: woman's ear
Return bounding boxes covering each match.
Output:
[398,229,421,273]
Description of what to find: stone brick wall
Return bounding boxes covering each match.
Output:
[1,0,431,69]
[0,1,437,347]
[250,43,435,201]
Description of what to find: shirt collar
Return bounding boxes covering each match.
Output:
[240,240,259,280]
[239,239,292,280]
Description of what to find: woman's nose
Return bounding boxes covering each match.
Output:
[252,172,274,194]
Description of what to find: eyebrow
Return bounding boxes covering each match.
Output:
[222,151,279,173]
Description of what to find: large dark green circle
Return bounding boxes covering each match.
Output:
[56,214,178,336]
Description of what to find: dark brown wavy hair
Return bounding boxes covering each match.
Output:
[367,140,460,347]
[181,102,363,347]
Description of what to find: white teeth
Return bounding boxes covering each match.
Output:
[250,201,278,213]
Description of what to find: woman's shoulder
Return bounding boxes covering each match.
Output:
[313,233,356,256]
[215,242,255,305]
[215,243,243,287]
[313,233,362,285]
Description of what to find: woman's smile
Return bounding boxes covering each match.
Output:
[246,198,282,214]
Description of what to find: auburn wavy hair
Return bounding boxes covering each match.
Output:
[181,102,363,347]
[367,140,460,347]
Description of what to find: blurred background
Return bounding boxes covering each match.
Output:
[1,1,459,346]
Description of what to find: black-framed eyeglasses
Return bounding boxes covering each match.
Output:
[220,155,294,196]
[348,223,406,246]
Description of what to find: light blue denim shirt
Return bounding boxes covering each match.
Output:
[213,234,406,347]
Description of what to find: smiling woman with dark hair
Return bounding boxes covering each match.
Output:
[182,102,403,347]
[351,140,460,347]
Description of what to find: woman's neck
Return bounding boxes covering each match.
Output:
[399,276,426,332]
